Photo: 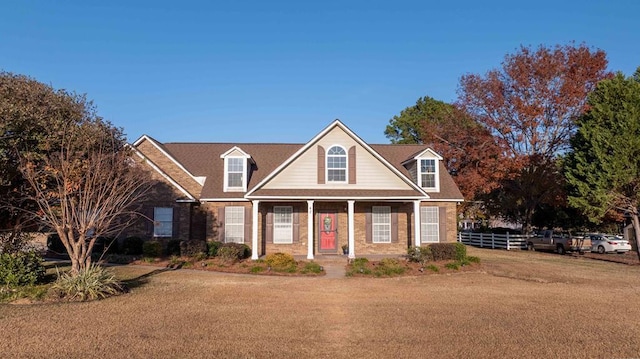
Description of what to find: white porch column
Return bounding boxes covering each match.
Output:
[307,200,314,260]
[414,200,421,247]
[251,200,260,260]
[348,200,355,259]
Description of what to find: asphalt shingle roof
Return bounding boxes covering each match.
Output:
[157,141,463,201]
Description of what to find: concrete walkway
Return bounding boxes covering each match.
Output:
[318,256,349,279]
[295,255,351,279]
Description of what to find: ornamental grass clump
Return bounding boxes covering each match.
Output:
[50,264,125,301]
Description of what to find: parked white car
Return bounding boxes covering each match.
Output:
[588,234,632,254]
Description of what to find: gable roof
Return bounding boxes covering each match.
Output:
[135,121,464,202]
[161,142,301,199]
[246,120,428,199]
[372,145,463,201]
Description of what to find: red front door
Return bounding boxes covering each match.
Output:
[319,211,337,251]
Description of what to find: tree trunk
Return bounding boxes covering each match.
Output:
[631,214,640,262]
[57,228,95,275]
[522,206,535,235]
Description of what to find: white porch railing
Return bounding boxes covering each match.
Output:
[457,232,529,250]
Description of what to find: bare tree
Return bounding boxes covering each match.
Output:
[20,126,151,274]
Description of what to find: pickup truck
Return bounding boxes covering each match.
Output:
[526,230,591,254]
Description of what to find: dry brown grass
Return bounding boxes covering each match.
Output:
[1,247,639,358]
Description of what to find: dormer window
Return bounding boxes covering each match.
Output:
[227,157,244,189]
[221,147,252,192]
[327,145,347,182]
[403,148,442,192]
[420,159,436,188]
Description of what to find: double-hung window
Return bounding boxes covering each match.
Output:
[420,159,436,189]
[372,206,391,243]
[154,207,173,237]
[420,207,439,243]
[224,206,244,243]
[327,146,347,182]
[227,158,244,189]
[273,206,293,244]
[221,147,252,192]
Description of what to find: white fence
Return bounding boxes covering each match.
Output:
[458,232,529,250]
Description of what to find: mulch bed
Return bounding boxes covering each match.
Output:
[129,256,483,277]
[346,258,482,277]
[131,257,326,276]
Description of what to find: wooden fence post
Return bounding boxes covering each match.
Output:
[506,232,510,251]
[491,233,495,249]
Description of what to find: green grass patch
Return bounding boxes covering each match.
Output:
[373,258,407,277]
[426,264,439,272]
[300,262,323,274]
[0,284,49,303]
[346,257,372,277]
[445,262,460,270]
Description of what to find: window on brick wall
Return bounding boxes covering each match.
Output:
[273,206,293,244]
[154,207,173,237]
[224,206,244,243]
[372,206,391,243]
[420,206,439,243]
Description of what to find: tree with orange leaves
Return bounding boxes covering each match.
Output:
[386,96,509,223]
[458,43,610,232]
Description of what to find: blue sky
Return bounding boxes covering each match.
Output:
[2,0,639,144]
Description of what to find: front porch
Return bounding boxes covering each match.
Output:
[249,199,425,260]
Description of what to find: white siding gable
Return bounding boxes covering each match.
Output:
[263,127,413,190]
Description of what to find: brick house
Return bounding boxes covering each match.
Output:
[129,120,464,259]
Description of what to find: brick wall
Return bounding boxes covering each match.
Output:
[353,202,411,256]
[121,165,195,242]
[262,202,309,256]
[173,199,459,257]
[136,139,202,198]
[446,202,458,242]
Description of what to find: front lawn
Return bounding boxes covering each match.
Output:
[2,247,640,358]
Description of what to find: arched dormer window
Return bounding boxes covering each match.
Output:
[327,145,347,182]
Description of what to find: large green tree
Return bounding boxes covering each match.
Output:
[565,68,640,260]
[385,96,455,144]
